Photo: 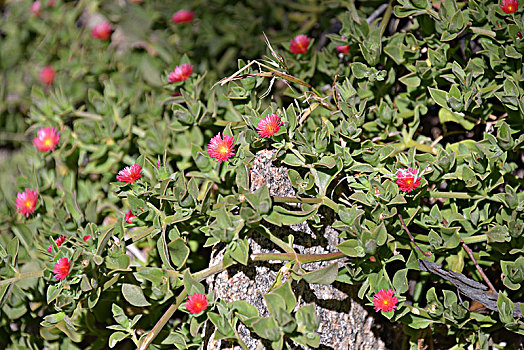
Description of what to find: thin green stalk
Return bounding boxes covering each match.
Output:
[252,251,345,264]
[137,291,187,350]
[0,270,44,286]
[379,0,394,38]
[427,191,485,200]
[139,259,237,349]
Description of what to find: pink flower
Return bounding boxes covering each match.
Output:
[186,293,209,314]
[207,133,235,163]
[125,210,136,224]
[500,0,519,13]
[337,45,350,55]
[289,35,311,54]
[53,257,70,281]
[91,22,113,41]
[395,168,422,193]
[168,63,193,83]
[256,114,282,138]
[48,0,55,6]
[30,1,42,17]
[116,164,143,184]
[83,235,91,242]
[171,9,194,23]
[47,236,66,253]
[39,66,55,85]
[33,127,60,152]
[15,189,38,217]
[372,289,398,312]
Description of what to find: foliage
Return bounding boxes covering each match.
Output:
[0,0,523,349]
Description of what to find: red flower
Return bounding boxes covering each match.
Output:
[39,66,55,85]
[256,114,282,138]
[125,210,136,224]
[289,35,311,54]
[47,236,66,253]
[116,164,143,184]
[186,293,209,314]
[500,0,519,13]
[207,133,235,163]
[168,63,193,83]
[91,22,113,40]
[337,45,350,55]
[53,257,70,281]
[48,0,55,6]
[15,189,38,217]
[33,127,60,152]
[83,235,91,242]
[395,168,421,193]
[171,9,194,23]
[30,1,42,17]
[372,289,398,312]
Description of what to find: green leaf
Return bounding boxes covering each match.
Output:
[303,263,339,285]
[439,109,475,130]
[428,88,449,108]
[121,283,151,307]
[399,72,421,87]
[392,269,408,294]
[337,239,365,257]
[109,332,129,348]
[168,238,190,268]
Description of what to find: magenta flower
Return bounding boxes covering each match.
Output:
[39,66,55,85]
[395,168,422,193]
[15,189,38,217]
[500,0,519,13]
[256,114,282,138]
[47,235,66,253]
[83,235,91,242]
[337,45,350,55]
[207,133,235,163]
[125,210,136,224]
[91,22,113,40]
[53,257,70,281]
[168,63,193,83]
[116,164,143,184]
[186,293,209,314]
[33,127,60,152]
[171,9,194,23]
[30,1,42,17]
[289,35,311,54]
[372,289,399,312]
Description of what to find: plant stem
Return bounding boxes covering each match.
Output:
[398,213,432,256]
[251,251,345,264]
[427,191,485,200]
[0,270,44,286]
[137,291,187,350]
[138,259,237,349]
[379,0,394,38]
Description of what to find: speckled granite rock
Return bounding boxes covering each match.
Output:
[205,149,386,350]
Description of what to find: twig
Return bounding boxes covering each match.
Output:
[398,214,432,256]
[367,3,389,24]
[442,218,496,293]
[460,238,496,292]
[427,326,434,350]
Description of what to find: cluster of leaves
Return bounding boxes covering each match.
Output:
[0,0,523,349]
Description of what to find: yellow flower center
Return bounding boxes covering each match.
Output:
[26,200,32,208]
[406,179,412,185]
[44,138,52,146]
[219,146,228,154]
[383,300,388,305]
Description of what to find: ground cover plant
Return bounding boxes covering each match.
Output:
[0,0,523,349]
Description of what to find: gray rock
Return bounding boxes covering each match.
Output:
[205,149,386,350]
